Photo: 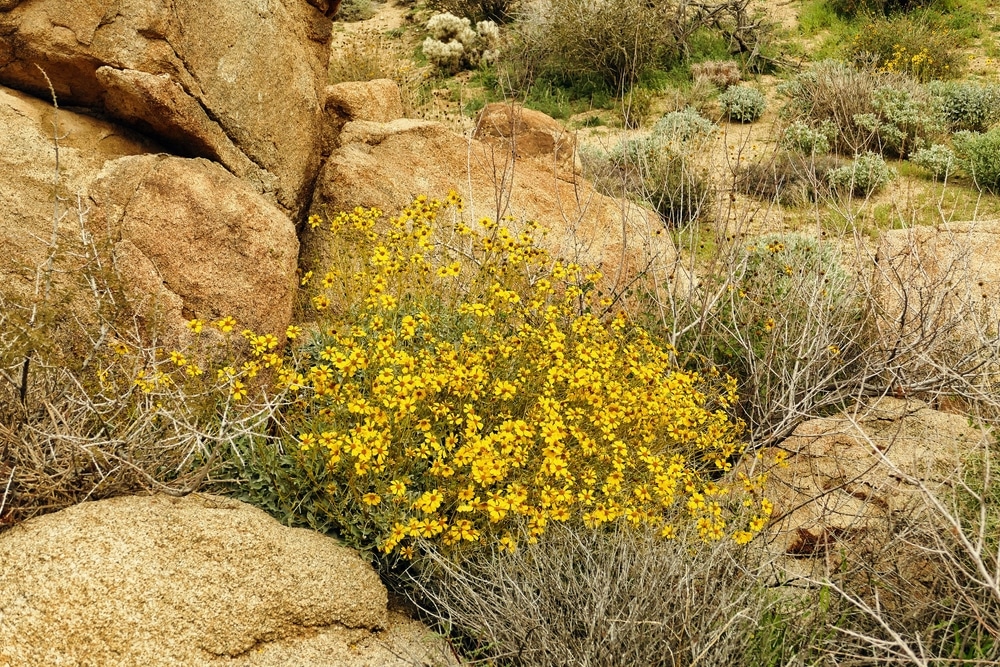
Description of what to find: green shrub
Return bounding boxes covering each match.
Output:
[929,80,1000,133]
[516,0,678,94]
[910,143,957,178]
[780,120,836,155]
[852,84,943,157]
[780,60,939,157]
[827,151,895,195]
[718,85,767,123]
[953,127,1000,192]
[829,0,937,17]
[651,107,718,143]
[847,14,962,82]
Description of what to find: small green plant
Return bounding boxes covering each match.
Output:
[911,143,957,179]
[929,80,1000,133]
[827,151,895,195]
[718,85,767,123]
[651,107,718,143]
[953,127,1000,192]
[780,120,836,155]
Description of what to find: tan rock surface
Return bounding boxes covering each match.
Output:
[0,86,299,343]
[752,398,988,571]
[0,84,157,302]
[326,79,404,125]
[474,103,579,173]
[305,113,678,284]
[91,155,300,340]
[0,494,457,667]
[873,221,1000,345]
[0,0,331,215]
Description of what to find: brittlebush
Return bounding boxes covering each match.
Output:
[280,195,770,558]
[107,195,770,558]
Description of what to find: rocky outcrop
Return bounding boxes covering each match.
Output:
[92,155,300,340]
[474,102,579,173]
[873,221,1000,345]
[305,88,678,287]
[0,494,456,667]
[752,398,987,573]
[0,85,299,343]
[0,0,332,215]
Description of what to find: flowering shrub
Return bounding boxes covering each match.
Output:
[847,15,960,82]
[281,196,765,557]
[422,12,499,73]
[718,85,767,123]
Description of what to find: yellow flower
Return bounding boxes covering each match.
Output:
[286,325,303,340]
[361,493,382,506]
[214,316,237,333]
[186,318,204,334]
[230,380,248,401]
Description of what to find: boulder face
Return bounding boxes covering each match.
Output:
[0,84,299,343]
[874,222,1000,344]
[92,155,300,340]
[0,0,332,215]
[474,102,579,173]
[305,86,678,286]
[753,398,987,576]
[0,494,456,666]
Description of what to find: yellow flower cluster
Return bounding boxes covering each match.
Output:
[289,195,769,556]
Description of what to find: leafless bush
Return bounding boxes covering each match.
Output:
[497,0,774,96]
[408,523,836,667]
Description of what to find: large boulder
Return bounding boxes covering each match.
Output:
[0,0,332,215]
[305,95,678,284]
[0,85,299,343]
[91,155,300,340]
[751,398,987,580]
[474,102,579,174]
[873,221,1000,346]
[0,494,455,666]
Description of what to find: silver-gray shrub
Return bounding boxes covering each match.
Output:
[910,143,957,179]
[718,84,767,123]
[929,80,1000,133]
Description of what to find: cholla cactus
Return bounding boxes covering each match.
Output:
[423,13,501,72]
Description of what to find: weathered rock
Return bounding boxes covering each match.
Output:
[0,0,331,215]
[322,79,405,156]
[0,85,299,344]
[0,84,157,302]
[873,222,1000,345]
[0,494,456,666]
[327,79,404,125]
[752,398,987,573]
[305,114,679,285]
[474,103,579,173]
[91,155,300,340]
